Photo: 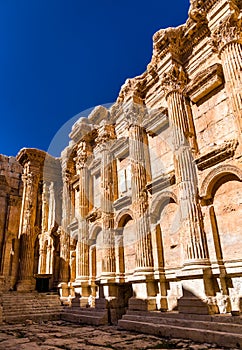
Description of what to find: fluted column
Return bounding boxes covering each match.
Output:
[212,13,242,132]
[59,167,71,284]
[129,120,154,271]
[38,182,49,274]
[17,164,40,291]
[162,65,209,266]
[97,124,116,278]
[75,141,91,282]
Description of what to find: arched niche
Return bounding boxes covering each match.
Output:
[116,212,135,277]
[203,167,242,263]
[200,164,242,201]
[89,224,102,279]
[158,197,181,269]
[150,190,178,224]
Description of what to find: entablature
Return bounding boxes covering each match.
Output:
[186,63,224,103]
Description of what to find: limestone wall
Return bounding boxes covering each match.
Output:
[0,0,242,320]
[0,155,22,291]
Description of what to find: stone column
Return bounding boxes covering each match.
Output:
[75,141,91,281]
[126,104,156,311]
[129,121,154,271]
[162,65,209,266]
[58,164,71,296]
[16,154,42,291]
[38,182,49,274]
[212,13,242,133]
[74,140,92,306]
[97,124,117,279]
[95,123,120,319]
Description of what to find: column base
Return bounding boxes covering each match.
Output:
[58,282,69,297]
[72,280,91,307]
[96,281,130,323]
[16,278,35,292]
[129,278,158,311]
[128,296,157,311]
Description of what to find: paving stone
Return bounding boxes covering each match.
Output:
[0,321,237,349]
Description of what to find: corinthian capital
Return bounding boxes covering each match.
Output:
[161,64,187,97]
[96,123,116,146]
[76,141,92,170]
[124,101,147,128]
[211,13,242,55]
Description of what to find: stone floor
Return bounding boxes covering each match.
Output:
[0,320,237,350]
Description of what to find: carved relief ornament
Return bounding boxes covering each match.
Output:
[211,14,242,55]
[96,124,116,148]
[75,141,92,170]
[161,64,187,97]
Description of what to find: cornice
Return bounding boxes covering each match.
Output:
[186,63,224,103]
[147,171,176,195]
[142,108,168,136]
[111,137,129,158]
[113,195,132,211]
[16,148,47,167]
[195,139,238,170]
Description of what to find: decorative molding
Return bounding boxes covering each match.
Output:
[86,207,102,223]
[111,137,129,158]
[195,139,238,170]
[186,63,224,103]
[146,171,175,195]
[200,163,242,199]
[142,108,168,135]
[89,158,101,176]
[113,195,132,211]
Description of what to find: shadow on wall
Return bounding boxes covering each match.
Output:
[178,287,218,315]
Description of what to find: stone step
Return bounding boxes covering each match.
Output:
[63,306,107,314]
[61,307,108,326]
[122,313,242,335]
[6,307,62,316]
[126,309,242,324]
[61,312,107,326]
[118,318,242,349]
[5,313,60,324]
[1,292,63,324]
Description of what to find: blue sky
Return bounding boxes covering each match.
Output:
[0,0,190,157]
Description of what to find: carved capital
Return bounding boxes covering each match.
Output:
[96,123,116,147]
[153,26,185,60]
[211,13,242,55]
[161,64,187,97]
[75,141,92,170]
[124,102,147,128]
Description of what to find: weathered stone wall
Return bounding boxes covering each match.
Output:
[0,155,22,291]
[0,0,242,322]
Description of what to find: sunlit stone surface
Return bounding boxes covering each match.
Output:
[0,0,242,339]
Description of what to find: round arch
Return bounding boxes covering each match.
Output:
[200,164,242,200]
[150,190,178,224]
[115,209,134,228]
[89,222,102,241]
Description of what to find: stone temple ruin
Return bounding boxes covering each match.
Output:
[0,0,242,346]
